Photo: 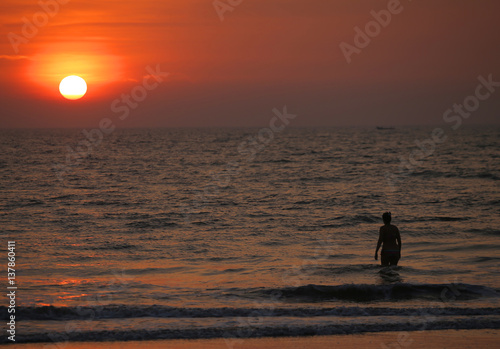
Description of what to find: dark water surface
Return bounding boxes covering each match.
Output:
[1,127,499,343]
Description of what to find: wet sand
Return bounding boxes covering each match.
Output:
[7,329,499,349]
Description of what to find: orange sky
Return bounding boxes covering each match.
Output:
[0,0,499,127]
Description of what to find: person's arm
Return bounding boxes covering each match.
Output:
[396,227,402,257]
[375,228,383,260]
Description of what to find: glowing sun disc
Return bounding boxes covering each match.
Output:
[59,75,87,100]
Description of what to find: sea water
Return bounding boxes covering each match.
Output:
[0,127,499,343]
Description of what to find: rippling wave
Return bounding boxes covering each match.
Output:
[1,127,499,343]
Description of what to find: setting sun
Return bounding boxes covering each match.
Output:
[59,75,87,100]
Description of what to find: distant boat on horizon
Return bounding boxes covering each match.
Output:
[376,126,395,130]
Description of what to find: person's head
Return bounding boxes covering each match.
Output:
[382,212,391,225]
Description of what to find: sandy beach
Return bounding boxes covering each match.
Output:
[7,330,499,349]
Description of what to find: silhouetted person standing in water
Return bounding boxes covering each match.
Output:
[374,212,401,266]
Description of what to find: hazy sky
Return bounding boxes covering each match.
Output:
[1,0,499,128]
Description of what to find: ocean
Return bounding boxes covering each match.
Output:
[1,127,499,344]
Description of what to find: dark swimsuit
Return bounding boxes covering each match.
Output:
[381,249,400,266]
[380,228,400,266]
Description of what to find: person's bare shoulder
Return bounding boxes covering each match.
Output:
[392,225,401,234]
